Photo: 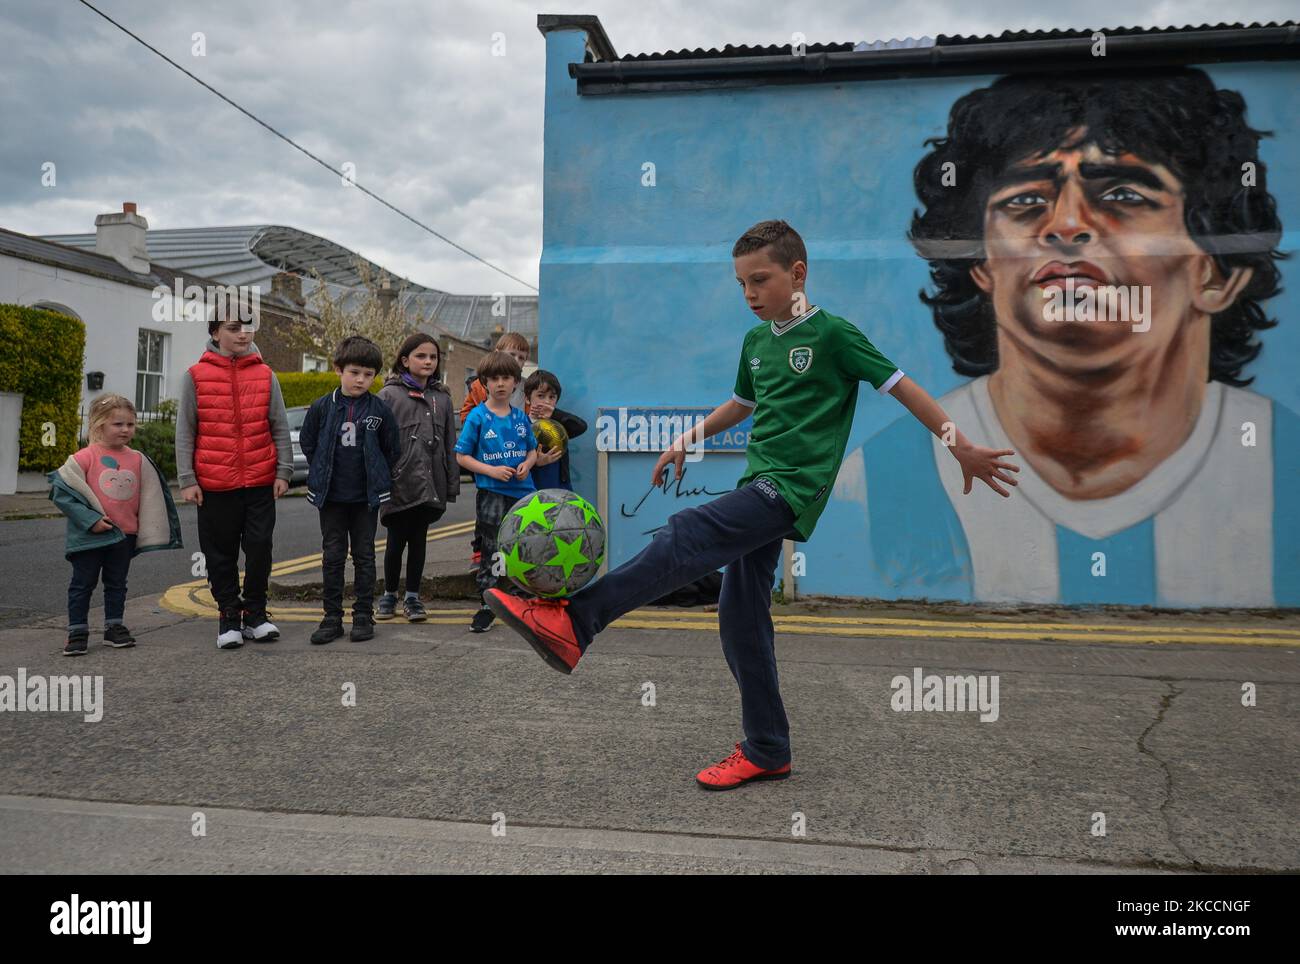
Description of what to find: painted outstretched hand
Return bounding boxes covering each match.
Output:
[954,443,1020,497]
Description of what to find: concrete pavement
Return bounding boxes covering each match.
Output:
[0,581,1295,873]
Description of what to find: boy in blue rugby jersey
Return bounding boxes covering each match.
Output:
[455,350,538,633]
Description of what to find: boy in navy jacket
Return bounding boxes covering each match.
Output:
[300,336,401,643]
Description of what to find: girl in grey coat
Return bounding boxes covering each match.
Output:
[375,332,460,621]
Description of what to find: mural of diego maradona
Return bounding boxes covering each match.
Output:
[844,68,1299,606]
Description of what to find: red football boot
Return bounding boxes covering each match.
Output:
[696,743,791,790]
[485,589,582,674]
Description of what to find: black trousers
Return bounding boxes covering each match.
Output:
[383,504,445,595]
[320,500,379,619]
[196,486,276,617]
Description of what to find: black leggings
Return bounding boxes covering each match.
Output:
[383,505,445,594]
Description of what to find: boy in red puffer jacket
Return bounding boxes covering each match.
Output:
[175,305,293,649]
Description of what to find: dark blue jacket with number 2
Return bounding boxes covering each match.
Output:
[301,388,401,510]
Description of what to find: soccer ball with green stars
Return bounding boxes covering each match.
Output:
[496,488,606,598]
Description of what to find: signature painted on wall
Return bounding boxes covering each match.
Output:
[620,464,730,529]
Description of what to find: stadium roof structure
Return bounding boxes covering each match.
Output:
[42,223,537,347]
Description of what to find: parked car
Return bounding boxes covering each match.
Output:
[286,405,309,484]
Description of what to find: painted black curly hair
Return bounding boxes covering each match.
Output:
[908,68,1285,387]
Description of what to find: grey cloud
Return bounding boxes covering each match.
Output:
[2,0,1294,294]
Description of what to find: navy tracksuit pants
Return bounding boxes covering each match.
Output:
[566,478,798,769]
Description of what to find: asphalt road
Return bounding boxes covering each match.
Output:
[0,490,478,626]
[2,486,1296,874]
[0,592,1295,874]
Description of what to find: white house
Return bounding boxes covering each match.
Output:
[0,204,215,490]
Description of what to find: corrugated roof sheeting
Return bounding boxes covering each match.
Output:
[604,21,1295,61]
[618,41,855,61]
[934,22,1295,45]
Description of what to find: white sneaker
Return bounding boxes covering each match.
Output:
[215,618,244,649]
[217,632,243,649]
[241,616,280,642]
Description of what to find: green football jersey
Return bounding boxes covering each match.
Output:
[731,306,902,541]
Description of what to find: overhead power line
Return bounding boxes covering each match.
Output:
[76,0,538,292]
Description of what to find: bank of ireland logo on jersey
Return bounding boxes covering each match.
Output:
[789,346,813,374]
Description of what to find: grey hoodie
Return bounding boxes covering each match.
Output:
[175,338,293,489]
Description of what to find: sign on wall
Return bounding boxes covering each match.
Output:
[595,406,753,572]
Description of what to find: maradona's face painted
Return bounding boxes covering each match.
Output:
[970,132,1247,378]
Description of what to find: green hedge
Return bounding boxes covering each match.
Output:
[133,421,177,482]
[276,371,380,408]
[0,304,85,473]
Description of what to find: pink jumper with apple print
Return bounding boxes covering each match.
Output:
[74,444,143,534]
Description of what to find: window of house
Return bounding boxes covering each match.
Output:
[136,329,168,413]
[302,354,330,373]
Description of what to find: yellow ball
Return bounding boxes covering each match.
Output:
[533,417,568,454]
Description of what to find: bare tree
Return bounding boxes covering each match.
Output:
[307,260,427,377]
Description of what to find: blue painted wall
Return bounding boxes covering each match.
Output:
[539,26,1300,607]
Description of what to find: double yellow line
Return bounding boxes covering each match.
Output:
[160,520,1300,646]
[160,519,476,622]
[608,610,1300,647]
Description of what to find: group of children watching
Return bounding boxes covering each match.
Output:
[52,219,1014,795]
[52,318,586,654]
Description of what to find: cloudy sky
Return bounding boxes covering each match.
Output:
[2,1,1295,295]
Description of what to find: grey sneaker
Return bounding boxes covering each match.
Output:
[375,593,398,620]
[403,597,427,622]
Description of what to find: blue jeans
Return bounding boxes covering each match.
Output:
[567,479,799,769]
[68,534,136,631]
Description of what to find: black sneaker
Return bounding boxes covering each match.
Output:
[375,593,398,620]
[64,630,89,657]
[403,597,427,622]
[217,611,244,650]
[471,606,495,633]
[350,615,375,642]
[103,624,136,648]
[311,618,345,645]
